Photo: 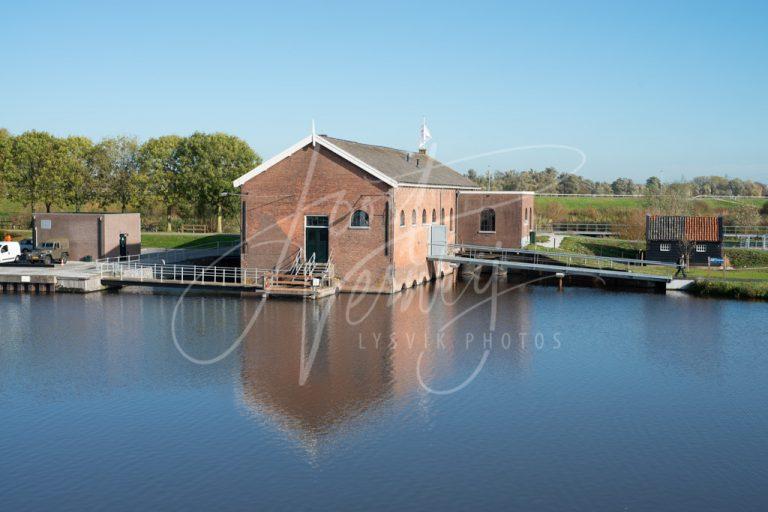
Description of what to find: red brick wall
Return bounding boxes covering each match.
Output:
[392,187,457,290]
[456,193,534,248]
[241,144,394,293]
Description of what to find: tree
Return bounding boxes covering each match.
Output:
[0,129,12,197]
[175,133,260,233]
[60,136,95,212]
[138,135,183,231]
[645,176,662,193]
[645,182,693,216]
[90,136,141,212]
[7,130,60,213]
[611,178,636,195]
[729,204,760,226]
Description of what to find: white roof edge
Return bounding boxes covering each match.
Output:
[458,190,536,195]
[399,183,481,190]
[232,134,400,188]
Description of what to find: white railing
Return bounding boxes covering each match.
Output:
[98,260,272,287]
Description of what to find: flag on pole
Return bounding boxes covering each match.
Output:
[419,118,432,150]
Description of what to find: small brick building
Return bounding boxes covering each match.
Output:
[32,212,141,261]
[456,191,535,248]
[233,132,534,293]
[646,215,723,265]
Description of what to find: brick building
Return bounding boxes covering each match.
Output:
[32,212,141,261]
[233,132,534,293]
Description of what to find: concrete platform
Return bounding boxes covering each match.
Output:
[0,262,107,293]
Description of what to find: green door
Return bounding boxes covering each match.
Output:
[305,216,329,263]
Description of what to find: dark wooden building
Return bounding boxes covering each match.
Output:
[646,215,723,265]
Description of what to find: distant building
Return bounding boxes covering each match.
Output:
[233,132,535,293]
[646,215,723,265]
[32,212,141,261]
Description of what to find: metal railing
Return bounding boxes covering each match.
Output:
[540,222,623,234]
[98,260,270,286]
[431,242,678,273]
[723,225,768,236]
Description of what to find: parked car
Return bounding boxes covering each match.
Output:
[23,238,69,264]
[0,241,22,263]
[19,238,34,254]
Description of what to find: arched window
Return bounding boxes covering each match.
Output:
[399,210,405,227]
[431,209,436,223]
[449,208,454,231]
[350,209,369,228]
[411,209,417,226]
[422,209,427,224]
[480,208,496,232]
[525,208,529,222]
[440,208,445,225]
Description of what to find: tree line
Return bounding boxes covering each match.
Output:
[467,167,768,197]
[0,129,260,232]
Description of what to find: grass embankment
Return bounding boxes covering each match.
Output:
[688,280,768,300]
[535,196,767,222]
[141,233,239,249]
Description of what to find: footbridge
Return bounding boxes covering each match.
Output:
[428,242,678,286]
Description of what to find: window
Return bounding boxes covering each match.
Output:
[0,245,7,254]
[660,243,671,252]
[524,208,529,224]
[449,208,454,231]
[431,209,437,223]
[307,215,329,227]
[440,208,445,225]
[695,244,706,252]
[480,208,496,232]
[399,210,405,227]
[350,210,369,228]
[411,209,417,226]
[422,209,427,224]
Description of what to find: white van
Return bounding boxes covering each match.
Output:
[0,241,21,264]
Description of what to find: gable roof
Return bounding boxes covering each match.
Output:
[233,134,480,189]
[646,215,723,242]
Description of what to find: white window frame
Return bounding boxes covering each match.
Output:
[659,243,671,252]
[349,210,369,230]
[695,244,706,253]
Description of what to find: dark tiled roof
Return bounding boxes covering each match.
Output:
[646,215,722,242]
[322,136,478,189]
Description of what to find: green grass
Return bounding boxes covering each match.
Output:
[535,195,768,222]
[688,280,768,300]
[141,232,239,249]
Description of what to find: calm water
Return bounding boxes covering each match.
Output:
[1,280,767,511]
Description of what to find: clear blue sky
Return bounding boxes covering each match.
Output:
[2,0,767,182]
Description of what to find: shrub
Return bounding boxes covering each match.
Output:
[724,249,768,268]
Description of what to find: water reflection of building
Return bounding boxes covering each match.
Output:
[238,284,460,452]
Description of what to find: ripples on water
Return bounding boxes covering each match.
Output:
[1,280,767,511]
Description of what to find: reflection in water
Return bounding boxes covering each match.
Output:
[238,283,462,452]
[3,281,768,511]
